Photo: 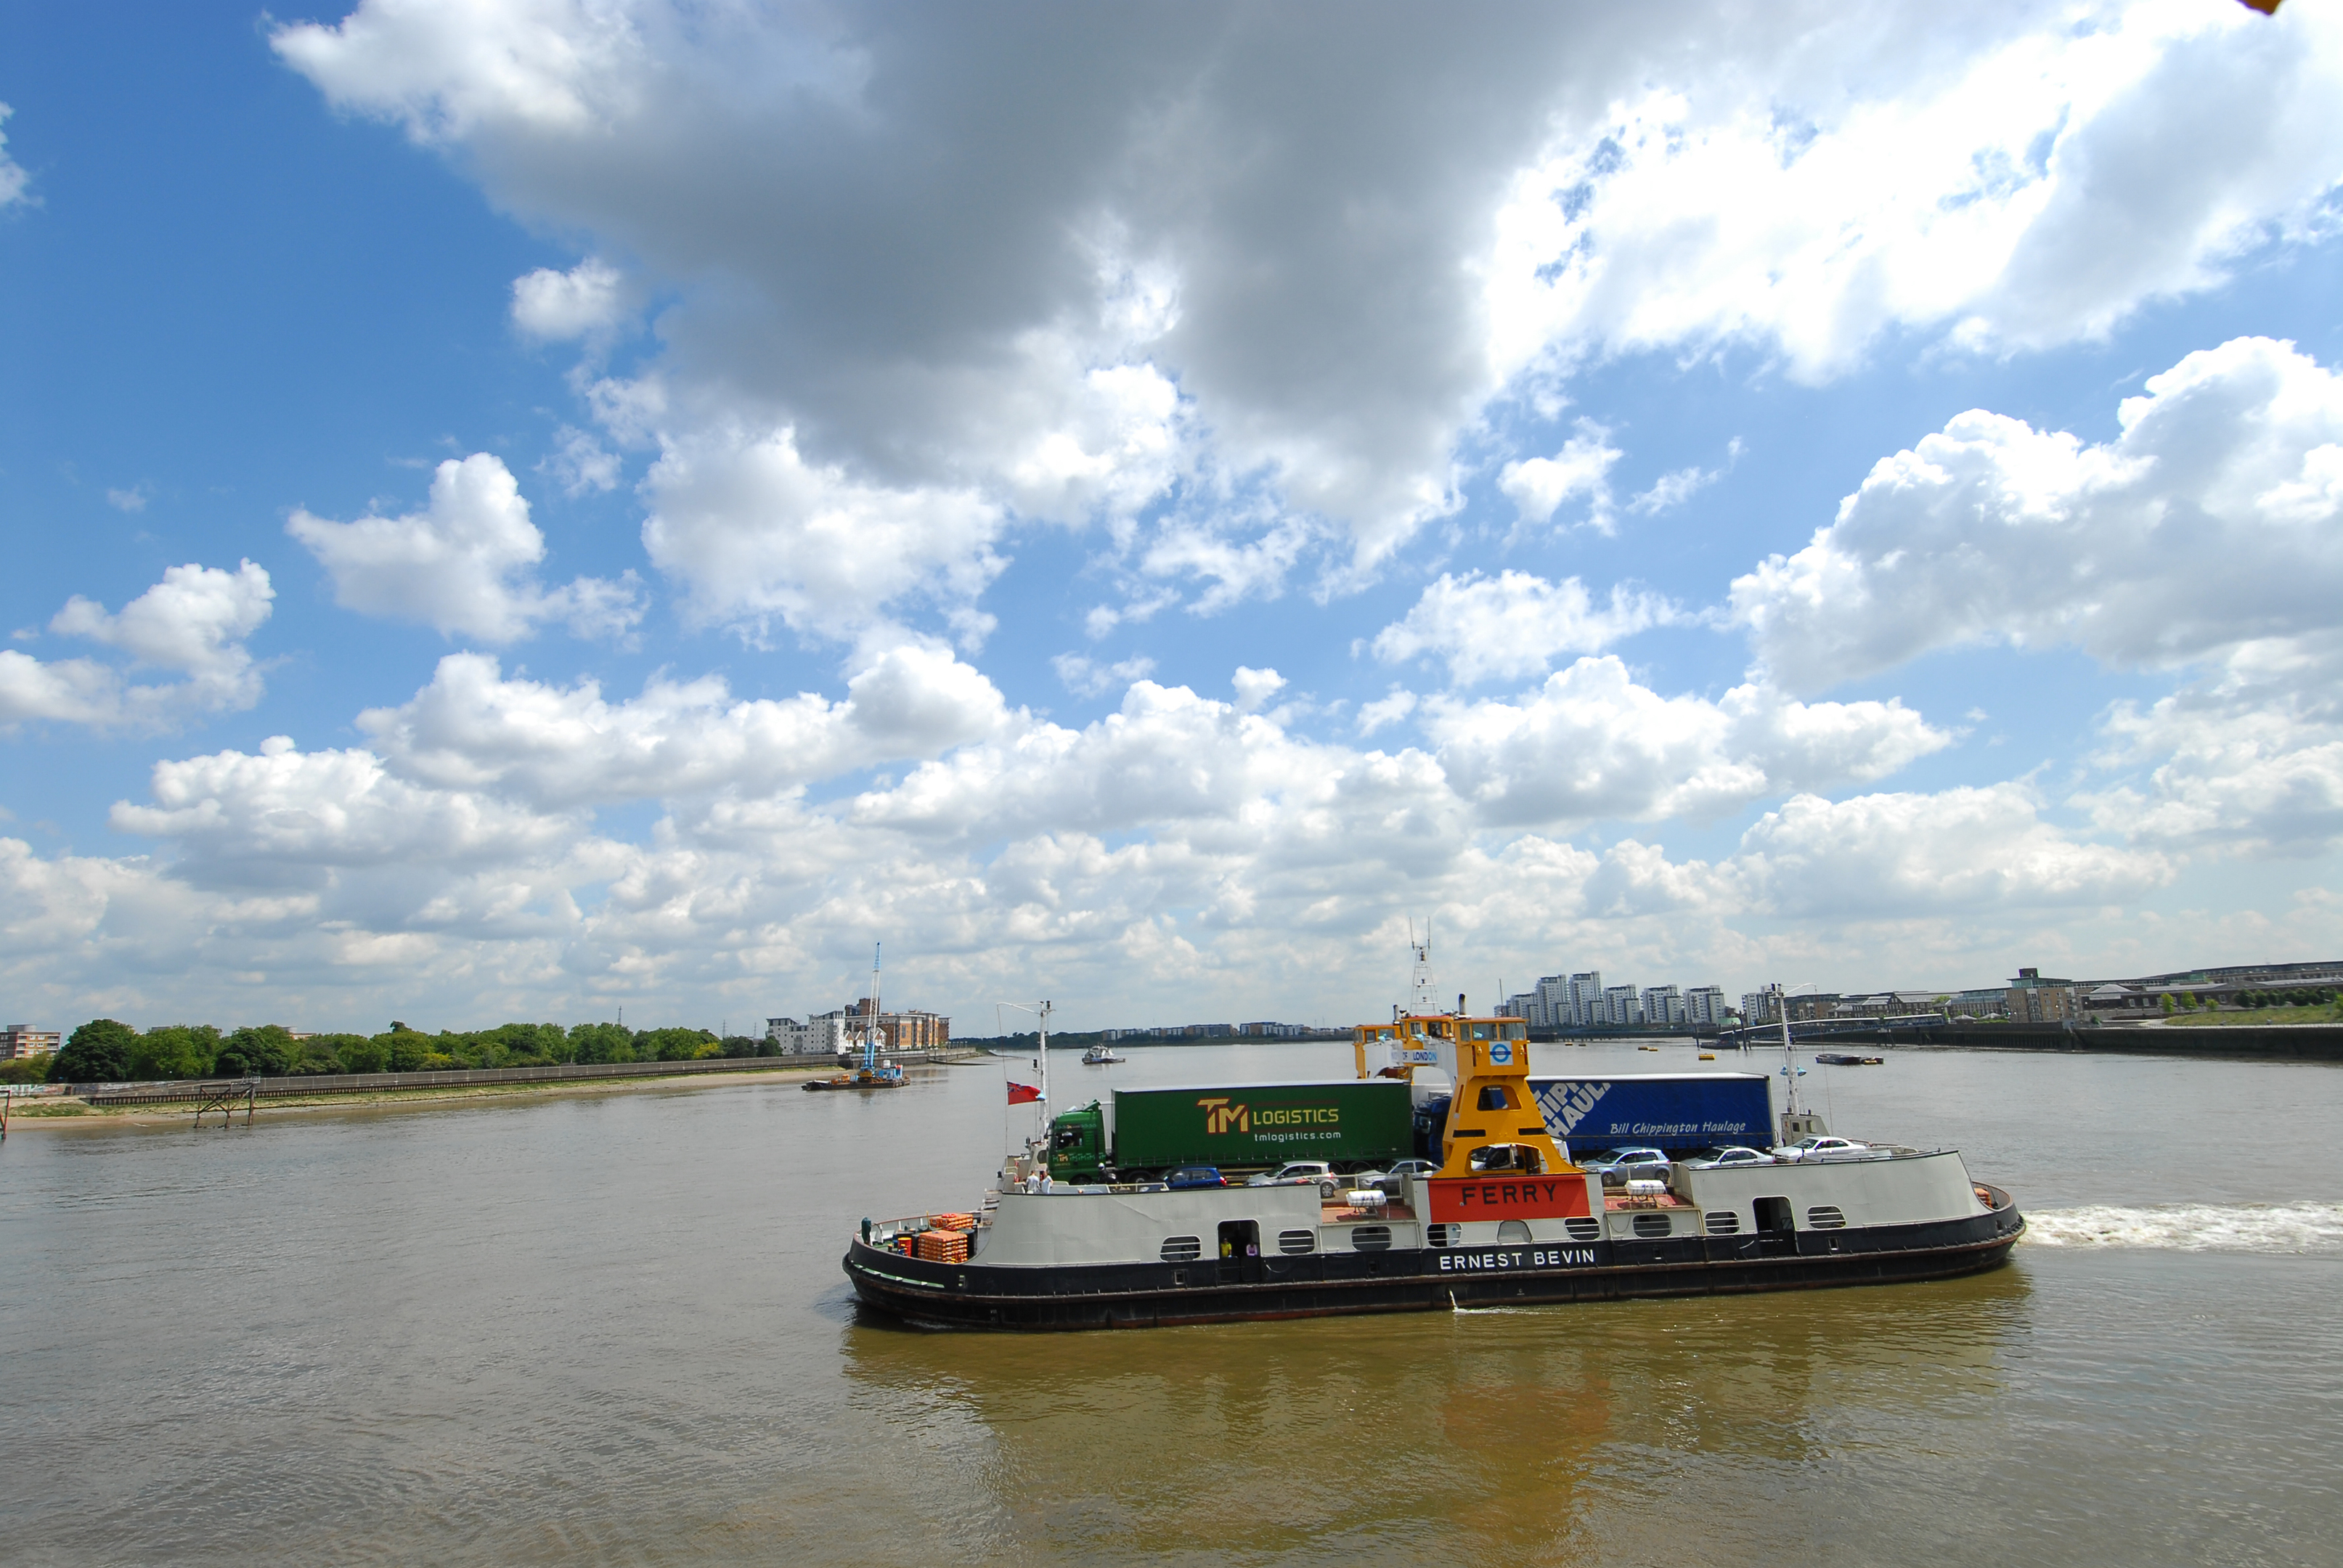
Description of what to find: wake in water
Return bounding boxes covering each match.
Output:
[2024,1202,2343,1255]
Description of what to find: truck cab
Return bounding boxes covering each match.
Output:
[1045,1101,1111,1181]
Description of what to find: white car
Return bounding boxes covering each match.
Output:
[1245,1160,1340,1196]
[1684,1145,1773,1169]
[1769,1135,1889,1162]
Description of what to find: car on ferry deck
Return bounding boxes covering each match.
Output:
[1245,1160,1340,1196]
[1772,1135,1889,1162]
[1684,1145,1774,1169]
[1578,1147,1671,1184]
[1164,1165,1227,1190]
[1370,1158,1438,1195]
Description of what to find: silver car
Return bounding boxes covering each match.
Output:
[1373,1158,1440,1196]
[1245,1159,1341,1196]
[1579,1147,1671,1185]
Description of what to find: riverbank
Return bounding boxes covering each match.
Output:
[1,1058,984,1130]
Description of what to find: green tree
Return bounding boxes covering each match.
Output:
[50,1018,137,1082]
[383,1029,432,1071]
[130,1024,220,1080]
[2160,994,2175,1015]
[569,1021,635,1063]
[1,1053,54,1085]
[214,1025,297,1078]
[296,1034,369,1073]
[338,1034,392,1073]
[639,1026,720,1061]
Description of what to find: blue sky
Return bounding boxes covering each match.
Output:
[4,1,2342,1034]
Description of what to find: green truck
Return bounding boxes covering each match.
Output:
[1044,1079,1414,1182]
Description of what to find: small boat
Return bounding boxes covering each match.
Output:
[1081,1045,1125,1065]
[805,943,908,1090]
[804,1063,905,1092]
[1815,1053,1885,1066]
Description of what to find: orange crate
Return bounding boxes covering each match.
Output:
[916,1228,970,1263]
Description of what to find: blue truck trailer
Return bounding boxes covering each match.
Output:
[1411,1071,1776,1157]
[1530,1071,1774,1151]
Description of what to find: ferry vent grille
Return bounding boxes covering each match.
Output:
[1160,1235,1203,1262]
[1806,1205,1848,1230]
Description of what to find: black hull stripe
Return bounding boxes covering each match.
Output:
[843,1211,2026,1330]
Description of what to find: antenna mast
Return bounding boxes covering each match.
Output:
[1408,917,1437,1016]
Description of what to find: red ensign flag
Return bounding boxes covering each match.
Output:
[1007,1082,1042,1104]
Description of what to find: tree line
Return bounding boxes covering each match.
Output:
[4,1018,787,1086]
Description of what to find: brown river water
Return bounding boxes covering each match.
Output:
[4,1040,2339,1565]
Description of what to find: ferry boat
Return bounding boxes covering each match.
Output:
[1080,1044,1125,1065]
[842,990,2024,1330]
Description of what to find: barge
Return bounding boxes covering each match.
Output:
[843,997,2022,1330]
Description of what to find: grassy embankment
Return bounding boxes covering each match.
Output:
[1,1063,848,1125]
[2162,1001,2343,1028]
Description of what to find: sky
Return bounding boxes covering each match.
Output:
[3,0,2342,1036]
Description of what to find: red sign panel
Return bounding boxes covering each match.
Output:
[1425,1175,1593,1222]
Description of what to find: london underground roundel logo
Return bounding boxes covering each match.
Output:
[1490,1041,1513,1065]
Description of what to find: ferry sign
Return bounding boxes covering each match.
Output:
[1423,1175,1596,1222]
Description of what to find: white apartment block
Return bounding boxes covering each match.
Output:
[1684,986,1727,1026]
[1601,984,1640,1026]
[1640,984,1685,1026]
[765,1015,851,1054]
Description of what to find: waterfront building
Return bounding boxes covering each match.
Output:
[2005,968,2081,1024]
[1684,986,1727,1026]
[1641,984,1686,1026]
[3,1024,60,1058]
[766,1015,851,1054]
[1944,987,2008,1018]
[1602,984,1641,1026]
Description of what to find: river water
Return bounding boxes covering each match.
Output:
[3,1040,2339,1565]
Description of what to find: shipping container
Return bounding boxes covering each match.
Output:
[1046,1079,1415,1180]
[1527,1071,1773,1152]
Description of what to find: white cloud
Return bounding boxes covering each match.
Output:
[539,425,621,495]
[1732,336,2343,693]
[1729,786,2169,918]
[1629,455,1729,515]
[1422,656,1947,828]
[1052,652,1157,701]
[1,562,274,730]
[1231,667,1287,714]
[0,103,29,210]
[288,453,643,642]
[1372,570,1675,685]
[364,643,1011,808]
[640,423,1004,645]
[1497,421,1620,530]
[273,4,2343,608]
[1486,1,2343,385]
[105,486,149,514]
[511,256,632,340]
[1356,688,1417,738]
[110,735,579,881]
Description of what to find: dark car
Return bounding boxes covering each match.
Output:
[1164,1164,1228,1189]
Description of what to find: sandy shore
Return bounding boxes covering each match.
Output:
[1,1061,903,1130]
